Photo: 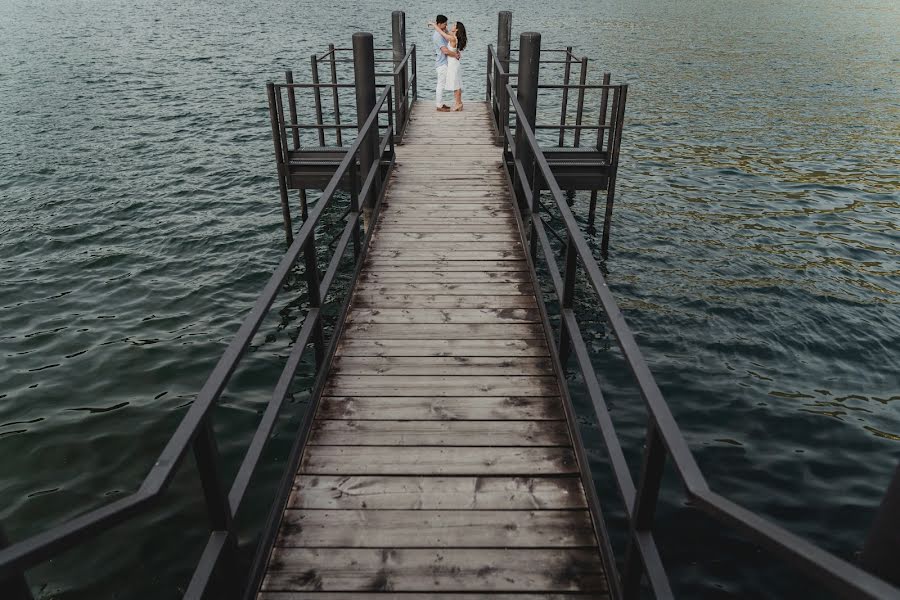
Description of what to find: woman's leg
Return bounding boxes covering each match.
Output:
[454,89,463,111]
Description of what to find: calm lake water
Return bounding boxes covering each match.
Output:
[1,0,898,597]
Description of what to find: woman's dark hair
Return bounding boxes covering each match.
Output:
[455,21,468,52]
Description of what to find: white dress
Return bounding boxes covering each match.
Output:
[445,43,463,91]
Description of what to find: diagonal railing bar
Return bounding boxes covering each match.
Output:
[503,82,899,600]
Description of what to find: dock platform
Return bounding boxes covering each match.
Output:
[257,102,610,597]
[5,18,895,600]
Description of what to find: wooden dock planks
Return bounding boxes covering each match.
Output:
[259,102,609,598]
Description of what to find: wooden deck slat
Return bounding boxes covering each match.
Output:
[364,258,529,269]
[335,339,550,356]
[352,295,537,308]
[288,476,585,509]
[261,594,595,599]
[275,509,595,547]
[358,272,530,282]
[340,323,546,340]
[359,270,531,284]
[259,101,608,600]
[331,355,553,374]
[299,446,579,475]
[315,397,564,421]
[346,308,541,324]
[323,375,559,396]
[353,284,534,296]
[309,420,570,446]
[261,548,607,592]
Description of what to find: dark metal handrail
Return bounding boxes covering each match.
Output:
[0,85,397,600]
[502,82,899,599]
[391,44,417,142]
[281,44,415,150]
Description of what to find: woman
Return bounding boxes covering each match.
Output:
[430,21,467,111]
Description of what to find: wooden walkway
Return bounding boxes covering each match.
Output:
[258,102,610,598]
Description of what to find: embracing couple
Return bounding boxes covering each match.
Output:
[429,15,467,112]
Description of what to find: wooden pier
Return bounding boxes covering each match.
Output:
[258,101,610,597]
[6,13,899,600]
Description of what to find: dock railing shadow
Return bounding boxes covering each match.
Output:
[0,33,396,600]
[502,30,900,600]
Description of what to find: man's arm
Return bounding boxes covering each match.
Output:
[440,46,461,60]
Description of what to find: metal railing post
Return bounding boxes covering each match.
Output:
[486,45,492,103]
[574,56,588,147]
[349,160,361,258]
[602,84,627,257]
[387,87,395,155]
[304,231,326,366]
[353,32,378,226]
[392,11,407,140]
[529,164,541,260]
[192,419,239,597]
[597,72,611,151]
[328,44,343,146]
[284,71,301,150]
[411,45,417,100]
[310,54,325,147]
[514,32,541,202]
[266,83,293,246]
[496,11,512,132]
[623,422,667,599]
[559,46,573,146]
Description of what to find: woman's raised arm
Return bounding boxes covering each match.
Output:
[429,23,453,43]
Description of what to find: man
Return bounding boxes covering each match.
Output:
[433,14,460,112]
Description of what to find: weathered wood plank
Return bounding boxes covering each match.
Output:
[384,209,515,218]
[346,308,540,324]
[261,548,607,592]
[393,170,503,176]
[381,203,511,211]
[380,218,514,226]
[352,295,536,309]
[385,190,507,198]
[275,509,595,548]
[371,233,517,241]
[260,594,596,600]
[365,241,520,252]
[386,179,505,185]
[364,259,528,270]
[335,339,550,357]
[331,355,552,374]
[340,323,546,341]
[310,420,570,446]
[384,200,510,207]
[358,271,529,283]
[363,260,527,270]
[288,475,584,509]
[376,225,517,232]
[324,375,559,396]
[353,283,534,295]
[365,251,525,261]
[316,396,563,421]
[300,446,578,475]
